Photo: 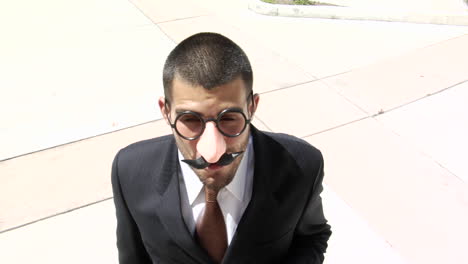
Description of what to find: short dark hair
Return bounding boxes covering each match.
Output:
[163,32,253,103]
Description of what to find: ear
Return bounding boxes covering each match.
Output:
[158,97,170,125]
[249,93,260,116]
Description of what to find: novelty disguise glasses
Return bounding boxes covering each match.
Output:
[170,108,251,140]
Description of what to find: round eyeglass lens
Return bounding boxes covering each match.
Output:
[217,111,247,136]
[175,113,204,139]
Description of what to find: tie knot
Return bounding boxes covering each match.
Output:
[204,187,218,203]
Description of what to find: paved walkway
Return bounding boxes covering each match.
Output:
[1,0,467,263]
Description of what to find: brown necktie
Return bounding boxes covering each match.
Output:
[196,187,227,263]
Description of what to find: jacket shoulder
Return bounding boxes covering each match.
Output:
[120,134,173,153]
[263,131,323,162]
[115,134,175,169]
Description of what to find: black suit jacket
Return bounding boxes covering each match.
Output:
[112,126,331,264]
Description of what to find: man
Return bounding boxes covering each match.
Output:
[112,32,331,264]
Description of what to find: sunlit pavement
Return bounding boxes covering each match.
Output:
[1,0,467,263]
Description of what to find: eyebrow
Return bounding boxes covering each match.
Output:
[175,107,244,116]
[175,109,196,115]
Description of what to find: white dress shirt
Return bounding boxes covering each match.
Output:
[178,136,254,244]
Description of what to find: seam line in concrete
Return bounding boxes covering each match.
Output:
[371,79,468,117]
[319,79,370,115]
[253,116,273,131]
[259,78,322,95]
[429,156,464,182]
[0,197,114,235]
[0,118,164,163]
[417,34,468,52]
[156,15,212,25]
[127,0,178,44]
[372,117,464,182]
[301,116,370,138]
[301,76,466,138]
[316,70,353,81]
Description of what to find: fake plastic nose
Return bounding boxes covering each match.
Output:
[196,122,227,163]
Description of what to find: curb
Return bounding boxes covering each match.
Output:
[248,0,468,26]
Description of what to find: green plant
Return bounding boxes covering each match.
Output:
[293,0,317,5]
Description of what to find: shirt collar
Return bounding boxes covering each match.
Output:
[178,135,253,205]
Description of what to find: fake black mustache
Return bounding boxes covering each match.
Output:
[182,151,244,169]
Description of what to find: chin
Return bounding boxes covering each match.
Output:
[201,170,234,189]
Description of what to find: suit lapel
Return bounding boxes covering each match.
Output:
[154,138,213,264]
[223,126,303,263]
[223,126,280,262]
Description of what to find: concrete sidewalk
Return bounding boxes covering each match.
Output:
[1,0,467,263]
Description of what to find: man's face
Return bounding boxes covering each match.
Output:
[159,77,258,191]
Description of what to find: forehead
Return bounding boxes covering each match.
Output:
[170,77,248,114]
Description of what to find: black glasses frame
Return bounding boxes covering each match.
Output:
[169,108,251,140]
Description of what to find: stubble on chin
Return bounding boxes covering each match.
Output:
[195,153,244,191]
